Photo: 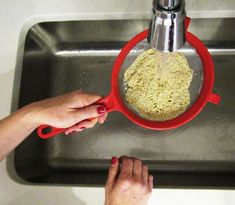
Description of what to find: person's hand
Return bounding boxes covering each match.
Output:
[27,91,107,134]
[105,156,153,205]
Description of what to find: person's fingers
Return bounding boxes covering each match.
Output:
[77,118,98,129]
[133,159,142,181]
[119,157,133,178]
[65,125,83,135]
[148,175,154,191]
[142,165,148,184]
[98,113,108,124]
[72,104,106,123]
[68,91,102,108]
[105,156,119,192]
[65,118,98,135]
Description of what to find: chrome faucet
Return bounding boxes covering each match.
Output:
[148,0,186,52]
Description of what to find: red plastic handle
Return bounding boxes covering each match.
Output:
[37,125,66,139]
[37,93,118,139]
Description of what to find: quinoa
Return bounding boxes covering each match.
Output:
[124,49,193,121]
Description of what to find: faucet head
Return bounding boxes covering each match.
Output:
[157,0,180,10]
[148,0,186,52]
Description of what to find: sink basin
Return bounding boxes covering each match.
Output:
[13,18,235,187]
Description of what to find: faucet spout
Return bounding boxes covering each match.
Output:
[148,0,186,52]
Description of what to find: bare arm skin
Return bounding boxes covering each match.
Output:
[0,91,107,160]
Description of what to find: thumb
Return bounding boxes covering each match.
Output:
[73,104,106,122]
[105,157,119,192]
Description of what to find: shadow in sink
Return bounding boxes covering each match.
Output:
[11,19,235,187]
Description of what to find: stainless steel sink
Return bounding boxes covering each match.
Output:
[13,18,235,187]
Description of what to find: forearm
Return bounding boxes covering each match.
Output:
[0,105,39,161]
[0,91,107,161]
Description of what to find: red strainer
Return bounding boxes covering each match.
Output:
[37,18,221,139]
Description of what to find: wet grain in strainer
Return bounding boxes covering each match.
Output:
[123,49,193,121]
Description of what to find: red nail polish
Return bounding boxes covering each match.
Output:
[111,156,118,164]
[80,127,85,130]
[97,106,106,115]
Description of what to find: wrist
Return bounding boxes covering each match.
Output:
[16,103,42,129]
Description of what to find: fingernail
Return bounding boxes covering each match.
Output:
[80,127,86,130]
[97,106,106,115]
[111,156,118,164]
